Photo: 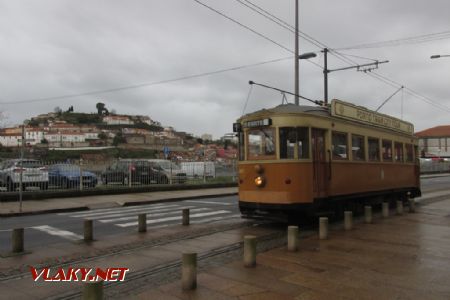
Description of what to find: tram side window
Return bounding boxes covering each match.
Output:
[394,142,404,162]
[247,128,276,159]
[297,127,309,159]
[382,139,393,161]
[332,132,348,160]
[405,144,414,162]
[279,127,309,159]
[352,135,365,161]
[368,138,380,161]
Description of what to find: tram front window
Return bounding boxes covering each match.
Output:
[247,128,276,159]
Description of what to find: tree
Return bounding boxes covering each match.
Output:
[96,102,105,115]
[98,132,108,140]
[96,102,109,115]
[112,132,126,146]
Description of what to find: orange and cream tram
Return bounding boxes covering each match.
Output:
[233,99,421,220]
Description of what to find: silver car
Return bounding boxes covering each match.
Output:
[0,159,49,191]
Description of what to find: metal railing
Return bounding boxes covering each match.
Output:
[0,158,238,194]
[419,159,450,174]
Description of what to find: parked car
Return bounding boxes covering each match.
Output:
[101,159,167,185]
[48,164,98,189]
[0,159,49,191]
[147,159,187,184]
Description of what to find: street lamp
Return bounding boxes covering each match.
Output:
[298,52,317,60]
[430,54,450,59]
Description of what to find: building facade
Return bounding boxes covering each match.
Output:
[416,125,450,158]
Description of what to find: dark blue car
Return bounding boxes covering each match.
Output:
[48,164,98,189]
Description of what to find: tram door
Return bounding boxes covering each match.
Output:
[311,128,328,197]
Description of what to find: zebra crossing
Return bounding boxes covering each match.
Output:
[57,200,241,228]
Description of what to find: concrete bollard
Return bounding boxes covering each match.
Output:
[287,226,299,252]
[364,206,373,224]
[382,202,389,218]
[243,235,257,267]
[396,200,403,215]
[83,280,103,300]
[182,209,190,226]
[344,211,353,230]
[138,214,147,233]
[319,217,328,240]
[12,228,24,253]
[84,220,93,242]
[181,253,197,290]
[409,198,416,213]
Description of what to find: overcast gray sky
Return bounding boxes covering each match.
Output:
[0,0,449,139]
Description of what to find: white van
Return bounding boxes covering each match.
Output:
[146,159,187,184]
[180,161,216,178]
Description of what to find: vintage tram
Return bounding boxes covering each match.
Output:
[233,99,421,220]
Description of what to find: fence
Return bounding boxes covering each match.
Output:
[0,158,237,194]
[419,159,450,174]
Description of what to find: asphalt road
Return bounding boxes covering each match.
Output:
[0,175,448,252]
[0,195,239,252]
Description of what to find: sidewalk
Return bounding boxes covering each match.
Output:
[0,187,238,217]
[136,197,450,299]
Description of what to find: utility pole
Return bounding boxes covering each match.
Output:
[323,48,329,105]
[294,0,299,105]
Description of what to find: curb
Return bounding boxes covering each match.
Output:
[0,206,89,218]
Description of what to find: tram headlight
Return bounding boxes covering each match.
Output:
[254,176,266,187]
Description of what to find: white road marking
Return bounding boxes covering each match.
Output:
[99,207,210,223]
[73,205,196,220]
[30,225,82,241]
[185,200,234,206]
[116,210,231,227]
[61,203,179,218]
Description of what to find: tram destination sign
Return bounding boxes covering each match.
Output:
[243,118,272,128]
[331,99,414,134]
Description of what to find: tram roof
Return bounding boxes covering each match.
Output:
[244,103,329,117]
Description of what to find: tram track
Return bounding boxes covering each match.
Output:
[54,226,290,300]
[0,219,265,282]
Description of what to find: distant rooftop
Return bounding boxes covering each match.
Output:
[415,125,450,137]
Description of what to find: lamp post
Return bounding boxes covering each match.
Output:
[297,52,317,105]
[431,54,450,59]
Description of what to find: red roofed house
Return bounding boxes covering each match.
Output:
[415,125,450,158]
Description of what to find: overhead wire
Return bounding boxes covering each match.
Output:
[234,0,369,69]
[335,30,450,51]
[234,0,450,114]
[0,56,293,105]
[193,0,325,69]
